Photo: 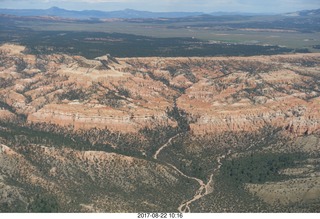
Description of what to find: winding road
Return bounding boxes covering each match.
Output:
[153,133,231,213]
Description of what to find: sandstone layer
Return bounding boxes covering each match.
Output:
[0,44,319,135]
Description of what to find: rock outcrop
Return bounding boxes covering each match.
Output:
[1,44,319,135]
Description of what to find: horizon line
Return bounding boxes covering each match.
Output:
[1,6,316,15]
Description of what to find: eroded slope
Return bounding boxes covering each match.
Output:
[1,44,320,212]
[1,44,319,135]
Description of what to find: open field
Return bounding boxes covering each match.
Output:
[18,20,320,49]
[1,14,320,58]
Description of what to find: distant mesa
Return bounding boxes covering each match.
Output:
[1,7,318,19]
[0,7,204,19]
[285,8,320,16]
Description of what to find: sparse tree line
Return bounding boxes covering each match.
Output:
[1,29,295,59]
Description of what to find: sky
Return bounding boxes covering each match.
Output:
[0,0,319,13]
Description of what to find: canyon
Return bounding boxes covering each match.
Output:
[0,44,320,212]
[0,44,319,135]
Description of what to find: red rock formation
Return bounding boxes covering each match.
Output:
[1,44,319,135]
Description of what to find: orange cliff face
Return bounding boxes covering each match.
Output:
[0,44,319,135]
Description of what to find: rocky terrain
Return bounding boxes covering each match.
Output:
[1,44,319,135]
[0,43,320,212]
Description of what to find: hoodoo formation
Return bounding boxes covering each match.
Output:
[1,44,319,135]
[0,44,320,213]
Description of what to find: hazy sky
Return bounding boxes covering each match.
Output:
[0,0,319,13]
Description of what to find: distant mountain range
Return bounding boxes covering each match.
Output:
[285,8,320,16]
[0,7,203,19]
[0,7,319,19]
